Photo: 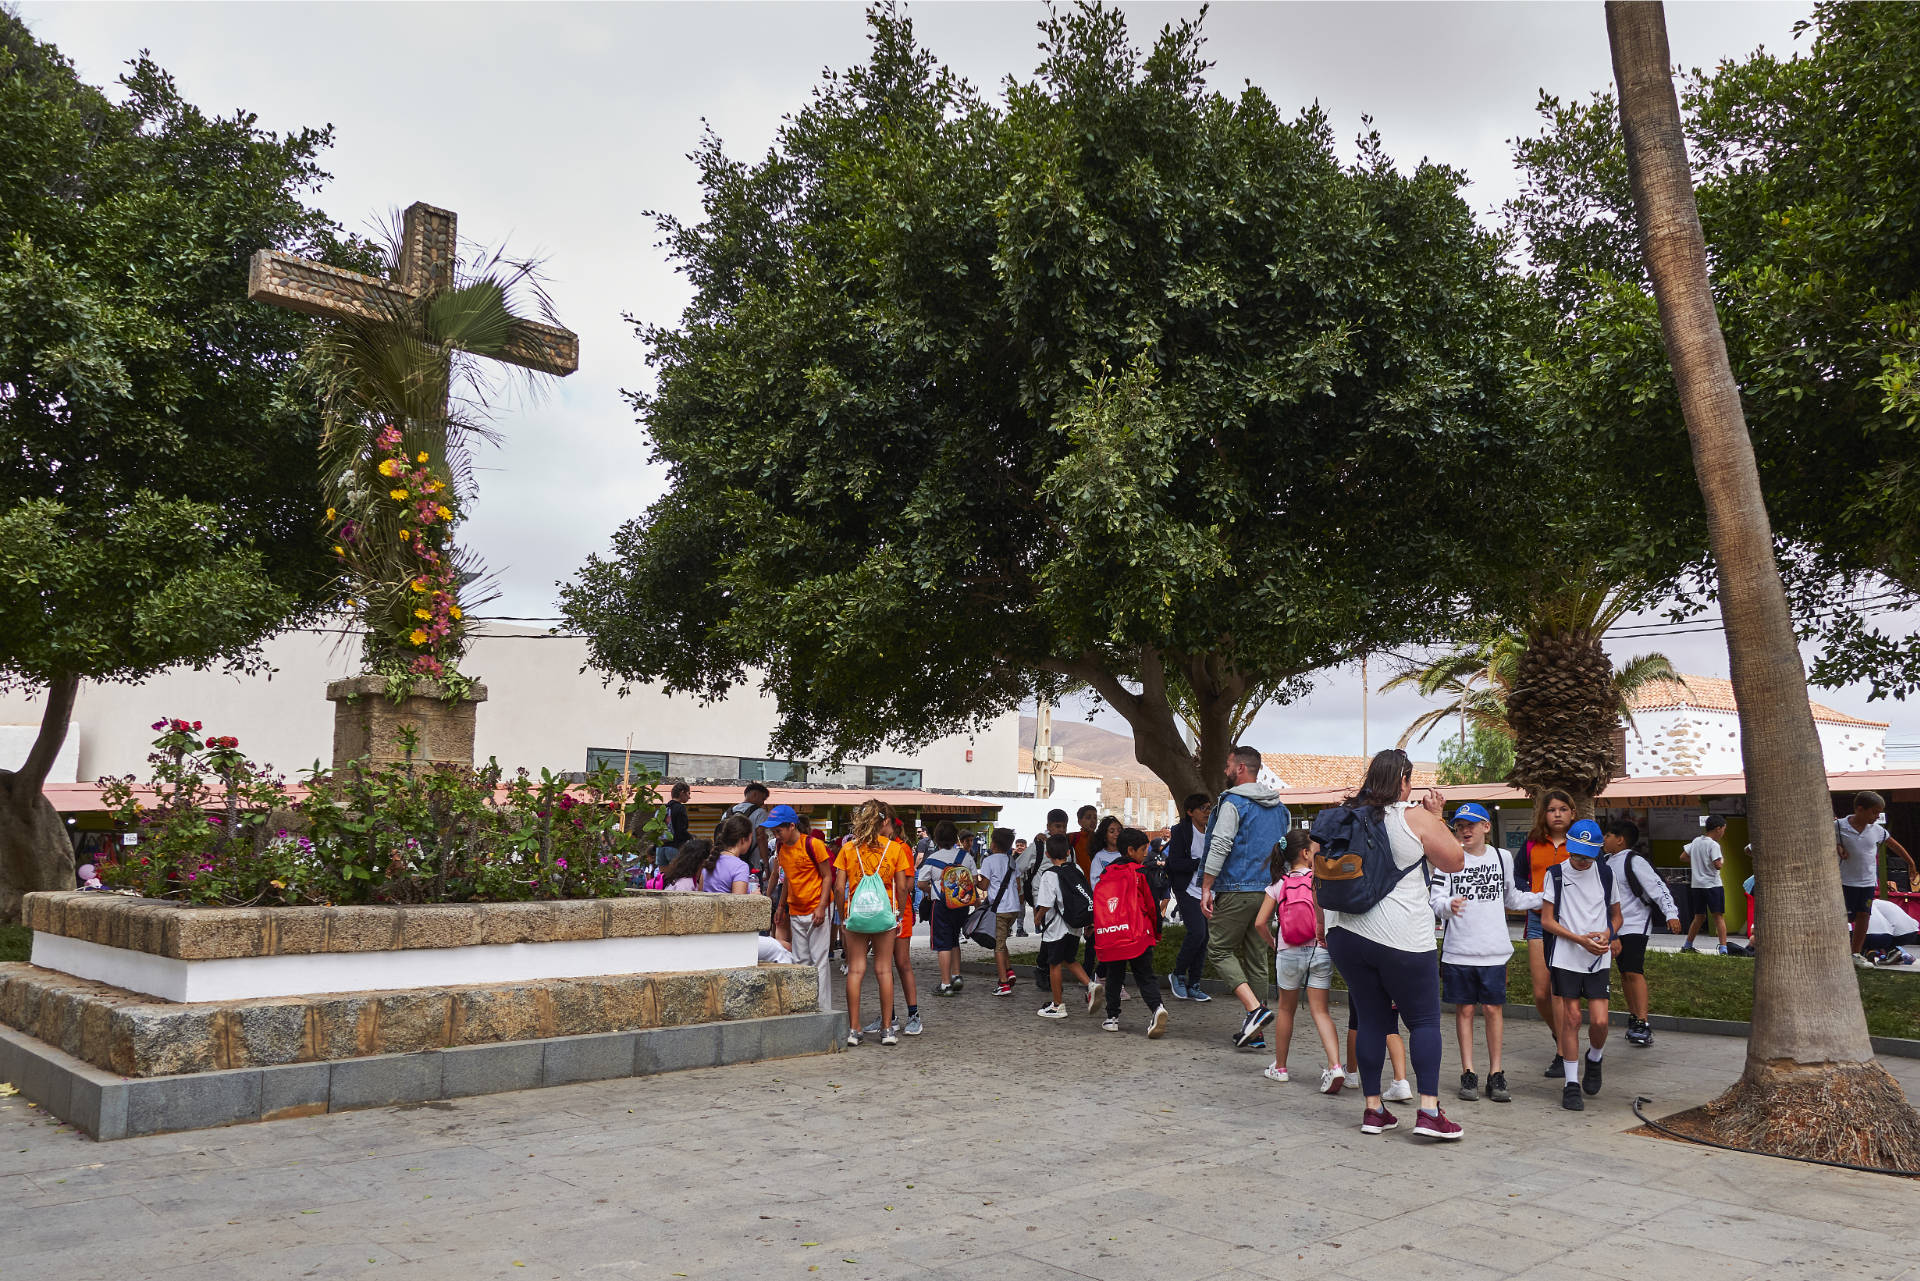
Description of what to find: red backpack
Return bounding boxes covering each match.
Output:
[1276,874,1318,948]
[1093,862,1158,962]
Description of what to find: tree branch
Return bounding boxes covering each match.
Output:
[19,674,78,792]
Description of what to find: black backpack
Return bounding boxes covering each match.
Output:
[1053,862,1095,930]
[1620,853,1660,910]
[1309,805,1420,914]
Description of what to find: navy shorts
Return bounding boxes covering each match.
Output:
[1843,884,1877,915]
[1691,886,1726,918]
[929,901,966,951]
[1550,967,1610,1001]
[1441,962,1508,1007]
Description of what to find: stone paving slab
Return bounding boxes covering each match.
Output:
[1,945,1917,1279]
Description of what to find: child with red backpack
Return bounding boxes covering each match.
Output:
[1255,829,1345,1090]
[1091,827,1169,1038]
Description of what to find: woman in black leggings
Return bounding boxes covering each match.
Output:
[1323,749,1465,1141]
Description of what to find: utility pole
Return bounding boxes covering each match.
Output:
[1034,697,1055,799]
[1361,655,1369,759]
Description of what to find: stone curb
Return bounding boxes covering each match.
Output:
[0,1010,847,1141]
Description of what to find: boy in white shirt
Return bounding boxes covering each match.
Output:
[1603,820,1681,1046]
[1031,835,1100,1019]
[1540,820,1622,1112]
[1838,790,1918,968]
[1680,815,1729,955]
[1430,803,1541,1104]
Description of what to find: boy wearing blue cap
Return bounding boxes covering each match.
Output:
[1430,802,1542,1104]
[1539,819,1622,1111]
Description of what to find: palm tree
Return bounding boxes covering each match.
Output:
[303,218,560,679]
[1384,620,1683,807]
[1608,0,1920,1167]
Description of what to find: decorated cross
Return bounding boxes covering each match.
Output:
[247,201,578,376]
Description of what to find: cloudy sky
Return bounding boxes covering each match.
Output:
[19,1,1916,759]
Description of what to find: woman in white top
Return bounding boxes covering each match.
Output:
[1323,749,1466,1141]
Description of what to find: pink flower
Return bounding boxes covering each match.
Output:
[151,720,166,731]
[555,858,568,870]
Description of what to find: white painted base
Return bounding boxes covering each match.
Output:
[30,930,761,1004]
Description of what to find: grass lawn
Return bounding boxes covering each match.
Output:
[1000,923,1920,1040]
[0,923,28,963]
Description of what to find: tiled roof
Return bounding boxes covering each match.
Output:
[1261,753,1440,792]
[1626,674,1888,729]
[1016,747,1103,779]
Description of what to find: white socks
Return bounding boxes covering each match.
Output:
[1587,1046,1604,1062]
[1563,1059,1580,1084]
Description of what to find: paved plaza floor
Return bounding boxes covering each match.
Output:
[3,947,1918,1281]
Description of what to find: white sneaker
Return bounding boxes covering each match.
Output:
[1147,1006,1168,1040]
[1084,981,1105,1014]
[1854,952,1874,969]
[1037,1003,1068,1019]
[1102,1016,1120,1032]
[1383,1078,1414,1103]
[1319,1066,1347,1095]
[1263,1065,1289,1083]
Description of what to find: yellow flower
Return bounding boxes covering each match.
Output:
[345,598,356,607]
[423,479,443,493]
[378,459,404,477]
[416,451,429,463]
[389,488,409,501]
[398,529,412,541]
[436,505,453,521]
[325,507,336,521]
[410,577,428,592]
[332,544,345,556]
[449,606,463,620]
[409,629,429,647]
[414,608,430,620]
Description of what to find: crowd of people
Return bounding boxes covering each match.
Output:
[635,754,1917,1140]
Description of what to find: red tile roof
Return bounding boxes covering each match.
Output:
[1627,674,1888,729]
[1262,753,1439,792]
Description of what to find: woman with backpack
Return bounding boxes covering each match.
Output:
[1315,749,1466,1141]
[832,800,914,1047]
[1254,830,1344,1092]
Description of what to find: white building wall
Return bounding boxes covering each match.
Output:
[0,723,80,784]
[1623,706,1885,777]
[0,624,1018,791]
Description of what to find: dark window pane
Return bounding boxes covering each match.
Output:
[586,749,667,777]
[865,766,922,790]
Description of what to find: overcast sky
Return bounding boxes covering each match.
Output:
[19,1,1916,758]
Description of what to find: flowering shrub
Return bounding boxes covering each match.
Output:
[100,720,654,906]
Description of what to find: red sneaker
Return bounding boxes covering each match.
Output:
[994,982,1014,997]
[1360,1107,1398,1135]
[1413,1108,1464,1141]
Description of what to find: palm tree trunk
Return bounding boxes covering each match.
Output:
[1608,0,1920,1167]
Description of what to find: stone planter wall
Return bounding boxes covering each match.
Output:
[325,674,487,768]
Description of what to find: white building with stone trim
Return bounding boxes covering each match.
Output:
[1621,674,1887,777]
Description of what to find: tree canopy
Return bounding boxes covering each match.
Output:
[1508,1,1920,697]
[563,4,1545,798]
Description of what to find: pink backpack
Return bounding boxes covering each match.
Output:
[1277,875,1318,947]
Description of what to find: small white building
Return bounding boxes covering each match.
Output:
[1622,674,1887,777]
[0,621,1019,792]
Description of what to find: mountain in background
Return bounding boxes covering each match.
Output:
[1019,715,1165,787]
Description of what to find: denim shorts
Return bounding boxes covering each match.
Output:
[1275,943,1332,991]
[1524,910,1544,941]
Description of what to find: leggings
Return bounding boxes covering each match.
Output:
[1325,927,1441,1100]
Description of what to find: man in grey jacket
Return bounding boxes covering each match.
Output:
[1201,745,1291,1047]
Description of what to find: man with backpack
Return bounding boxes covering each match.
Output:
[1200,745,1291,1048]
[1428,803,1542,1104]
[1032,834,1100,1019]
[721,782,773,872]
[1091,828,1170,1037]
[1602,819,1681,1047]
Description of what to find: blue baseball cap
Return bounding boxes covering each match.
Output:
[1566,819,1604,857]
[758,804,800,828]
[1451,803,1491,826]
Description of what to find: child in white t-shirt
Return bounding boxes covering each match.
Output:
[1429,803,1541,1104]
[1254,830,1344,1093]
[1540,820,1622,1112]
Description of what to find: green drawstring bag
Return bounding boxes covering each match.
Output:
[845,844,899,934]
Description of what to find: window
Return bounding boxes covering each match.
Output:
[585,748,668,778]
[739,758,808,784]
[865,766,922,790]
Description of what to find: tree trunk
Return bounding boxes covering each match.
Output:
[1506,630,1614,817]
[1608,0,1920,1167]
[1061,650,1210,804]
[0,673,79,924]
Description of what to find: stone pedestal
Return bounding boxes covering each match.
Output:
[325,675,488,770]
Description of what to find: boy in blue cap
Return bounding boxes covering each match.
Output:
[1539,818,1622,1111]
[1430,802,1541,1103]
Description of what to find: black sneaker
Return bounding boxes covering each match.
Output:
[1487,1071,1510,1103]
[1458,1070,1479,1102]
[1234,1005,1275,1048]
[1562,1081,1584,1111]
[1582,1054,1603,1096]
[1625,1018,1651,1047]
[1543,1054,1564,1078]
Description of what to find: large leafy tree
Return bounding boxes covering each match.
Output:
[0,16,347,918]
[563,4,1540,800]
[1607,0,1920,1169]
[1511,1,1920,698]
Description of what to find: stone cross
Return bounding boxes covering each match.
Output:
[247,201,579,376]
